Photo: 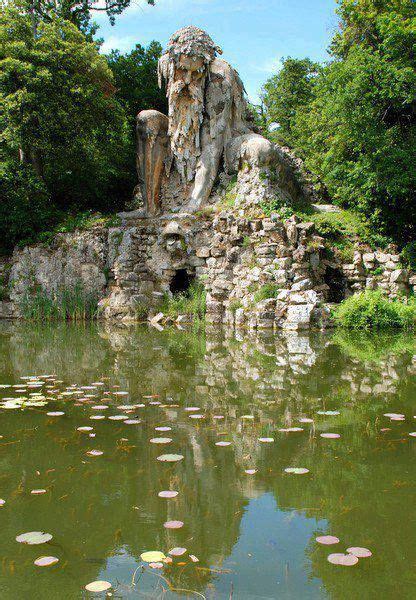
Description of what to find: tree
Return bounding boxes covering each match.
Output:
[107,42,167,121]
[261,58,319,146]
[1,3,132,250]
[14,0,155,35]
[261,0,416,245]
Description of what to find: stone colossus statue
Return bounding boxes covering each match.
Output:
[136,26,276,215]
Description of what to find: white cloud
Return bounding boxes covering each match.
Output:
[251,56,282,75]
[100,35,136,53]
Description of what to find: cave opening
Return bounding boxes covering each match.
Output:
[324,266,346,303]
[170,269,194,295]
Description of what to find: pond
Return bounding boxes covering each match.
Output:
[0,322,415,599]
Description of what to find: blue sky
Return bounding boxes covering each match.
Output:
[96,0,338,102]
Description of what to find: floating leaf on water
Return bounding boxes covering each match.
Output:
[90,415,106,420]
[155,426,172,432]
[31,489,47,495]
[320,433,341,439]
[46,411,64,417]
[164,520,184,529]
[16,531,52,545]
[347,547,372,558]
[279,427,303,433]
[299,418,314,423]
[85,581,112,592]
[108,415,126,420]
[124,419,141,425]
[86,450,103,457]
[34,556,59,567]
[284,467,309,475]
[140,551,166,562]
[317,411,340,416]
[184,407,200,412]
[213,415,224,420]
[327,553,358,566]
[158,490,178,498]
[169,547,187,556]
[244,469,257,475]
[384,413,404,419]
[149,561,164,568]
[77,426,93,432]
[189,555,199,563]
[157,454,184,462]
[91,405,108,410]
[150,438,172,444]
[189,414,205,419]
[215,441,231,446]
[316,535,340,545]
[241,415,254,420]
[258,437,274,443]
[409,432,416,437]
[0,499,5,506]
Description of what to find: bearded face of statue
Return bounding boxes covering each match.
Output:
[158,26,221,183]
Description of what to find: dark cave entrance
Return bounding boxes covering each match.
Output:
[170,269,194,295]
[324,266,346,303]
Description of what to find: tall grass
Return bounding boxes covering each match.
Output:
[333,290,416,330]
[160,281,206,325]
[20,283,99,321]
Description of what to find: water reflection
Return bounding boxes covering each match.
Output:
[0,322,414,599]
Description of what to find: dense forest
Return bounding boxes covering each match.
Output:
[1,0,415,255]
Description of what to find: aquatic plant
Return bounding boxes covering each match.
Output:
[20,282,99,321]
[160,280,206,324]
[333,291,416,330]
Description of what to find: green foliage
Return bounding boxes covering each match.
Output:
[1,7,132,251]
[253,283,280,303]
[262,57,319,146]
[260,192,295,219]
[401,241,416,271]
[20,282,99,321]
[12,0,155,35]
[160,281,207,324]
[333,290,416,330]
[262,0,416,245]
[229,299,243,314]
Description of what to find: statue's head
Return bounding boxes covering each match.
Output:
[165,26,222,73]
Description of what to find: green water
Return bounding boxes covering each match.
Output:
[0,322,415,600]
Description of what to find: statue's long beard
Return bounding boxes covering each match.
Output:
[168,75,206,183]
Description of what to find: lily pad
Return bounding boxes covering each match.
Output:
[86,450,103,457]
[347,546,372,558]
[158,490,178,498]
[215,441,231,446]
[169,547,187,556]
[31,489,47,495]
[85,581,112,592]
[164,520,184,529]
[150,437,172,444]
[124,419,141,425]
[258,437,274,443]
[155,426,172,432]
[316,535,340,545]
[140,551,166,562]
[327,553,358,566]
[46,412,64,417]
[317,410,340,416]
[157,454,184,462]
[244,469,257,475]
[16,531,52,545]
[320,433,341,439]
[34,556,59,567]
[284,467,309,475]
[77,426,93,432]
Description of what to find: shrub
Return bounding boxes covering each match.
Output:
[160,281,206,324]
[253,283,280,303]
[401,242,416,271]
[333,291,416,330]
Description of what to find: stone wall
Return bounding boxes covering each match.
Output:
[4,208,415,330]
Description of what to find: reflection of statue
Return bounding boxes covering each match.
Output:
[136,26,276,214]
